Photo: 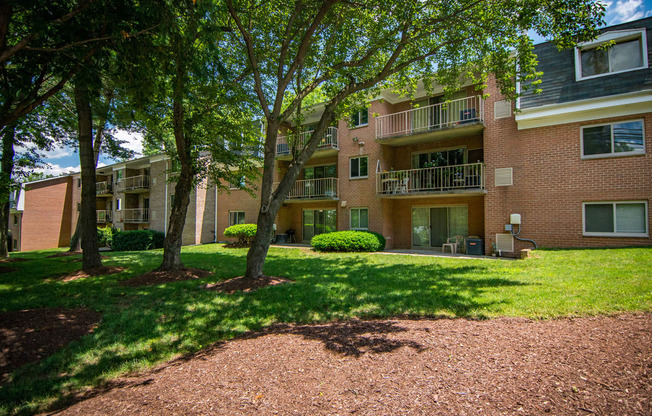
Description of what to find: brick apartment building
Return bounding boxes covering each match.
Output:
[16,17,652,254]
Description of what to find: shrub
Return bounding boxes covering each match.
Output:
[311,230,386,252]
[224,223,257,246]
[97,227,114,248]
[112,229,165,251]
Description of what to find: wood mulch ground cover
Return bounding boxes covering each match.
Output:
[53,314,650,415]
[0,308,100,384]
[204,275,293,294]
[119,268,212,287]
[0,257,30,263]
[54,266,126,282]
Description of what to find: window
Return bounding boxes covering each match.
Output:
[13,239,17,251]
[583,201,648,237]
[350,208,369,230]
[229,211,245,226]
[170,194,175,207]
[581,120,645,158]
[350,156,368,179]
[13,215,17,225]
[229,175,245,190]
[576,29,648,80]
[412,148,465,169]
[116,198,122,211]
[351,108,368,127]
[77,178,81,188]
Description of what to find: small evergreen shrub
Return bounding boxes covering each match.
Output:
[112,229,165,251]
[97,227,114,248]
[224,223,257,246]
[311,230,386,252]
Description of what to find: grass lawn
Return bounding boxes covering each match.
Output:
[0,244,650,415]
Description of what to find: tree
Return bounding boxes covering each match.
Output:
[127,0,260,271]
[226,0,604,279]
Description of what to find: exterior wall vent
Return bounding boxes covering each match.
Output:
[495,233,514,252]
[494,100,512,119]
[494,168,513,187]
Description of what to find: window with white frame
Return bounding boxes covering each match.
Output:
[350,156,368,179]
[575,28,648,80]
[229,175,246,190]
[351,108,369,127]
[229,211,245,226]
[116,198,122,211]
[583,201,648,237]
[581,120,645,158]
[350,207,369,230]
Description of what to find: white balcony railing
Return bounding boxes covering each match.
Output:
[275,177,339,200]
[376,163,485,195]
[96,210,112,223]
[376,96,484,139]
[276,126,338,156]
[119,208,149,223]
[96,181,112,195]
[117,175,150,192]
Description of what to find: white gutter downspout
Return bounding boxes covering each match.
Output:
[164,160,169,235]
[214,183,218,243]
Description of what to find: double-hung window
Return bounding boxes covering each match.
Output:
[583,201,648,237]
[229,175,246,190]
[581,120,645,158]
[350,208,369,230]
[229,211,245,226]
[350,156,368,179]
[575,29,648,80]
[351,108,369,127]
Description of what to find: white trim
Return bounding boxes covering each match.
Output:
[580,119,646,159]
[349,207,369,230]
[352,108,369,127]
[228,210,246,226]
[515,90,652,130]
[582,201,649,238]
[574,28,648,82]
[349,156,369,179]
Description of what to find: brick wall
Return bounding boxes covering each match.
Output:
[22,177,73,251]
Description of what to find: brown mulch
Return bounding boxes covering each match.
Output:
[47,251,82,258]
[119,268,212,287]
[204,275,293,294]
[224,242,252,249]
[54,266,125,282]
[0,308,101,383]
[54,314,651,415]
[0,257,30,263]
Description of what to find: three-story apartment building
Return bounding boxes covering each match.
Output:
[17,17,652,254]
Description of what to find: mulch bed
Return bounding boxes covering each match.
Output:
[119,268,212,287]
[224,242,252,249]
[55,314,650,415]
[0,257,30,263]
[47,251,82,258]
[54,266,125,282]
[0,308,101,384]
[204,275,293,294]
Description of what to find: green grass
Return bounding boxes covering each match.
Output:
[0,245,650,415]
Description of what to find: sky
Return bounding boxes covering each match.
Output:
[33,0,652,177]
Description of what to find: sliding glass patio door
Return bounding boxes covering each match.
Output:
[411,206,468,248]
[303,209,337,241]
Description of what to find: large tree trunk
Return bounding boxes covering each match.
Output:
[0,125,15,257]
[74,79,102,270]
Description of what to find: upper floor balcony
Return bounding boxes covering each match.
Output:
[96,181,113,196]
[96,210,113,223]
[276,127,339,160]
[376,162,485,198]
[117,208,149,223]
[116,175,150,193]
[276,177,339,202]
[376,96,485,146]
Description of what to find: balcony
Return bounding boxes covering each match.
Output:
[96,181,113,196]
[376,163,485,198]
[116,175,150,193]
[119,208,149,223]
[376,96,485,146]
[96,210,113,223]
[276,178,339,202]
[276,127,338,160]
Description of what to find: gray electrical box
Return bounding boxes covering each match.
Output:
[504,224,513,232]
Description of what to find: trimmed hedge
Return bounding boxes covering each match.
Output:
[311,230,386,252]
[97,227,114,248]
[224,223,257,245]
[112,229,165,251]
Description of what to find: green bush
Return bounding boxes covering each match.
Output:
[112,229,165,251]
[311,230,386,252]
[97,227,114,248]
[224,223,257,246]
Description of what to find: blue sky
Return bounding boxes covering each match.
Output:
[33,0,652,176]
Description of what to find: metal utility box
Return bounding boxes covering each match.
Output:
[466,238,484,255]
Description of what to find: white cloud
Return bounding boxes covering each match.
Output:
[34,162,107,177]
[114,130,144,156]
[604,0,648,25]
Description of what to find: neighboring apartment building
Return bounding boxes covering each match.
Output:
[16,18,651,254]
